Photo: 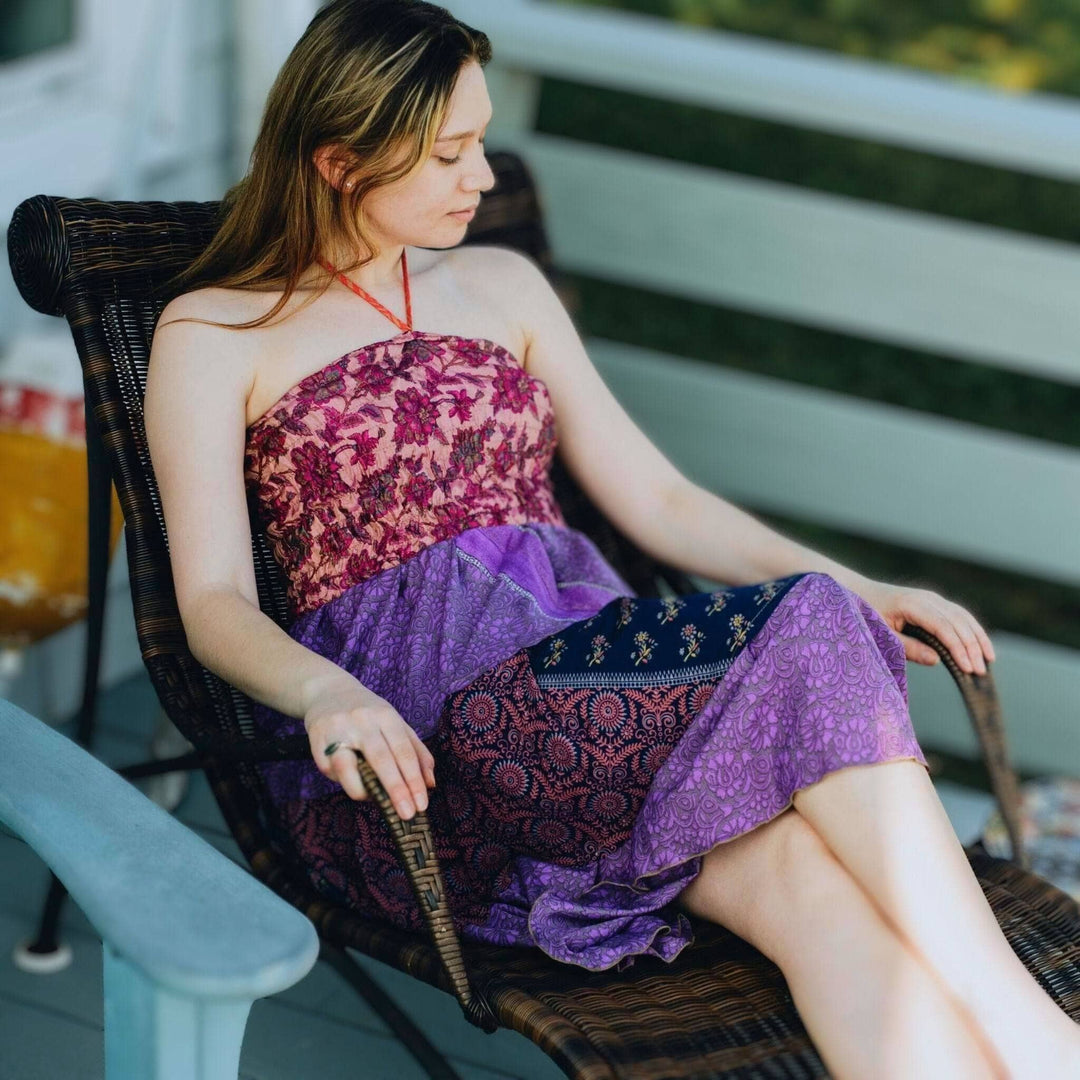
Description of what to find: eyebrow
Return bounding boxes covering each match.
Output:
[435,117,492,143]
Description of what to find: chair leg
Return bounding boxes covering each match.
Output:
[76,397,112,749]
[318,940,466,1080]
[11,872,74,973]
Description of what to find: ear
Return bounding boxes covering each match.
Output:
[312,144,355,191]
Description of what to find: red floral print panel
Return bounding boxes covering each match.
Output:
[244,332,567,617]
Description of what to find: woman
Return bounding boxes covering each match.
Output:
[145,1,1078,1076]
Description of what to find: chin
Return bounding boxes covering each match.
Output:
[428,231,468,249]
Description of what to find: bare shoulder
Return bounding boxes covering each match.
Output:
[450,242,547,301]
[154,285,261,357]
[150,286,259,401]
[145,286,266,464]
[445,243,559,361]
[144,286,269,619]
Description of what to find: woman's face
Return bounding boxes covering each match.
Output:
[362,60,497,249]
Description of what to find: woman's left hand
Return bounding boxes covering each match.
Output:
[856,579,996,675]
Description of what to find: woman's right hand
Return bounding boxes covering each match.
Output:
[304,676,436,820]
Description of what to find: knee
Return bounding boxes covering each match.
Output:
[678,809,844,960]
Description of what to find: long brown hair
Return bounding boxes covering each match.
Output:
[163,0,492,331]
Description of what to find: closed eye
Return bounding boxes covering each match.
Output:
[438,139,485,166]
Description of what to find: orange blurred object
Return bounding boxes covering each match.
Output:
[0,382,123,647]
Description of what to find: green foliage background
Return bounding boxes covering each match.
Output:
[552,0,1080,95]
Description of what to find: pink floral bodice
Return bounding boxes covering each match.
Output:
[244,331,567,618]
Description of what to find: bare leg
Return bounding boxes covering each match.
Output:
[677,807,1001,1079]
[791,759,1080,1079]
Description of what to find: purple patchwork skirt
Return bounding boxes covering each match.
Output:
[253,523,928,971]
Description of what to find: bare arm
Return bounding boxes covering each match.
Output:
[146,297,340,711]
[145,294,434,818]
[499,250,866,589]
[651,482,870,590]
[176,585,364,724]
[505,250,994,674]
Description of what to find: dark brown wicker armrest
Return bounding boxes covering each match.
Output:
[901,622,1027,870]
[349,754,499,1031]
[194,728,498,1030]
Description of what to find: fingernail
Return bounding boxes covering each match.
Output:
[400,800,415,819]
[417,794,428,811]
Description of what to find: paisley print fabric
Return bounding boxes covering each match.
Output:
[525,575,799,690]
[244,331,931,972]
[436,574,801,871]
[472,571,928,969]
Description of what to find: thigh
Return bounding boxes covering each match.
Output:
[676,806,843,963]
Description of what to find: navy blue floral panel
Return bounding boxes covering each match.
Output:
[526,573,806,689]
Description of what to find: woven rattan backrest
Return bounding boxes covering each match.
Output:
[9,197,256,743]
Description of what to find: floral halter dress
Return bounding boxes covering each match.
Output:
[244,329,927,972]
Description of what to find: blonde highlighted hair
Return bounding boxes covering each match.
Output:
[165,0,491,330]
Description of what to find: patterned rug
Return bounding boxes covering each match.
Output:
[981,776,1080,902]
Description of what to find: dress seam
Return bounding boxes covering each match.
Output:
[453,546,623,613]
[535,660,732,689]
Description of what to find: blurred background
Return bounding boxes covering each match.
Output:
[1,1,1078,1076]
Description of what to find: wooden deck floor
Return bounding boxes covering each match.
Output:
[0,671,996,1079]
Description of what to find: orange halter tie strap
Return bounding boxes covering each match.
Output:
[316,251,413,332]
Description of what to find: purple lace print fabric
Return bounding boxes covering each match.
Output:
[472,571,929,970]
[252,523,634,802]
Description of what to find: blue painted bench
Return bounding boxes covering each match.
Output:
[0,696,320,1080]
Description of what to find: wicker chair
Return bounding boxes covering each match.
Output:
[8,149,1080,1080]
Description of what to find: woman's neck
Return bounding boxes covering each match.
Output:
[310,243,407,292]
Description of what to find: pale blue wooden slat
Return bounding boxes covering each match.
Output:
[588,339,1080,584]
[508,132,1080,385]
[455,0,1080,182]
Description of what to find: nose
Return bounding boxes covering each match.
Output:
[469,150,497,194]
